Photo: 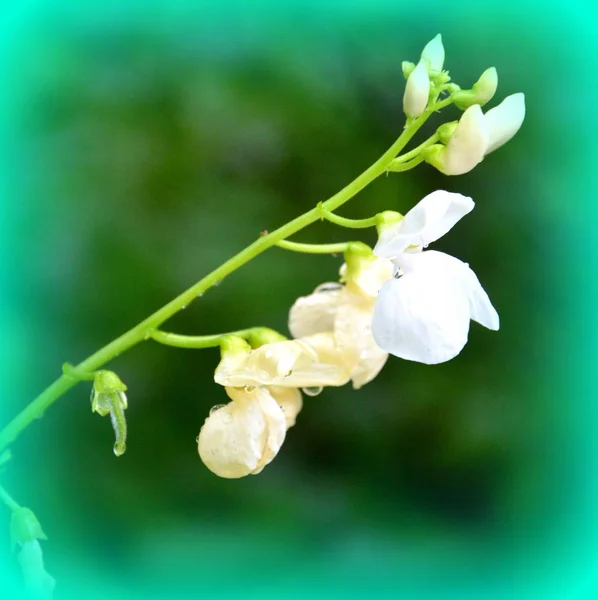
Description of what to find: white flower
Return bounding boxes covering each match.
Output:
[425,93,525,175]
[214,333,352,388]
[198,386,288,478]
[289,254,393,388]
[372,190,499,364]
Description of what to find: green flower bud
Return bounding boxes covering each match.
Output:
[401,61,415,79]
[91,371,128,456]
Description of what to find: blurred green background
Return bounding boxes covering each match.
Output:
[1,1,597,598]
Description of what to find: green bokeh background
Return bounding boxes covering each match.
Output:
[1,1,597,598]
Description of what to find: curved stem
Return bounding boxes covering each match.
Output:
[318,205,378,229]
[387,155,426,172]
[276,240,351,254]
[150,328,255,349]
[393,133,439,163]
[0,96,451,453]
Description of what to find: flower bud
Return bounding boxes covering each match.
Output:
[421,34,445,71]
[401,61,415,79]
[483,92,525,154]
[453,67,498,109]
[403,60,430,118]
[424,105,489,175]
[91,370,128,456]
[198,386,286,478]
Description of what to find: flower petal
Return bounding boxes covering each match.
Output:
[340,256,394,299]
[372,255,472,364]
[443,105,489,175]
[484,92,525,154]
[334,302,388,388]
[269,386,303,428]
[198,389,270,478]
[421,34,445,71]
[403,60,430,118]
[374,190,474,259]
[215,335,351,388]
[288,285,344,338]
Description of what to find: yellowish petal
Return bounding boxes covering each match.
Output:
[334,303,388,389]
[288,285,344,338]
[268,386,303,428]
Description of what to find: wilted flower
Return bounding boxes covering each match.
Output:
[372,190,499,364]
[289,248,393,388]
[214,333,352,388]
[425,93,525,175]
[197,386,289,478]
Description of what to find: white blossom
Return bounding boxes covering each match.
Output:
[372,190,499,364]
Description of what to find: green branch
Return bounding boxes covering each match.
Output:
[0,95,452,454]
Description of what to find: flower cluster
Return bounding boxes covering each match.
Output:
[196,34,522,479]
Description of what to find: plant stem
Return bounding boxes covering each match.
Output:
[0,98,451,453]
[318,206,378,229]
[0,484,20,512]
[150,329,256,349]
[276,240,351,254]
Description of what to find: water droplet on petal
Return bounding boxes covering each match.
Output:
[302,386,323,397]
[244,386,256,393]
[210,404,226,415]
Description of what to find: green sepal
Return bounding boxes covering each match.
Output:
[10,508,47,551]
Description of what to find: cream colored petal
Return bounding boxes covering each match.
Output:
[246,387,287,473]
[215,335,350,388]
[334,302,388,389]
[198,390,269,478]
[341,257,394,299]
[268,386,303,428]
[288,286,344,338]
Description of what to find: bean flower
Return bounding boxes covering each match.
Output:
[372,190,499,364]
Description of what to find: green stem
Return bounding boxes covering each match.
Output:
[0,96,451,453]
[393,133,439,163]
[276,240,351,254]
[150,328,256,349]
[387,155,426,172]
[0,484,20,512]
[317,205,378,229]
